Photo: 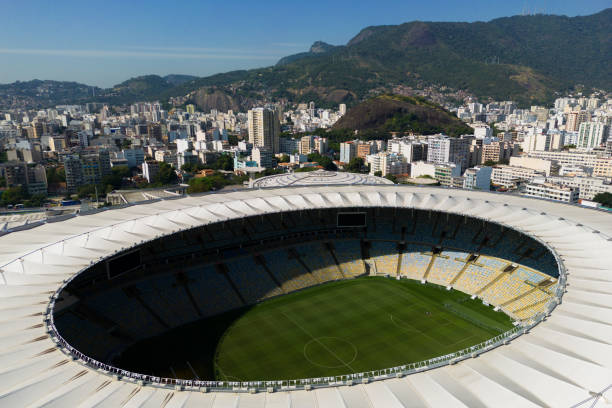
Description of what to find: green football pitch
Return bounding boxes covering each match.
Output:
[213,277,513,381]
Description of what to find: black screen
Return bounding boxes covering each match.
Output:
[337,212,367,227]
[107,250,141,279]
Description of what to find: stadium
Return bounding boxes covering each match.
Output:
[0,184,611,407]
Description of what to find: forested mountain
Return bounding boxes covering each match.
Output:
[187,8,610,107]
[1,9,610,110]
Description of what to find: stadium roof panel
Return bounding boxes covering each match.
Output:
[251,169,394,188]
[0,185,611,407]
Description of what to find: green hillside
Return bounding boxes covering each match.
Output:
[333,95,473,137]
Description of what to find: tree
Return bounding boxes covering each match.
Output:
[181,162,204,173]
[483,160,497,166]
[593,192,612,208]
[294,167,319,173]
[23,194,47,208]
[77,184,98,199]
[187,172,247,194]
[346,157,365,173]
[208,154,234,171]
[278,154,290,163]
[374,170,383,177]
[385,174,397,183]
[154,163,178,185]
[228,134,239,145]
[0,186,27,206]
[101,165,130,190]
[307,152,336,171]
[46,167,66,183]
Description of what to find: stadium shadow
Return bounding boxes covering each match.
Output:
[112,304,255,380]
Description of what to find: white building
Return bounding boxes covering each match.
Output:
[509,156,555,176]
[409,161,436,178]
[427,136,469,171]
[545,175,612,200]
[491,165,545,188]
[522,182,579,203]
[387,139,428,163]
[473,124,492,139]
[176,139,191,154]
[578,121,608,149]
[340,141,357,163]
[366,152,407,177]
[527,151,599,169]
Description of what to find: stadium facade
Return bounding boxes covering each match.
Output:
[0,185,611,407]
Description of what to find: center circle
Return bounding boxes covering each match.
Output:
[303,337,358,368]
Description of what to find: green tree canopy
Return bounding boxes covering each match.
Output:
[154,162,178,185]
[346,157,365,173]
[0,186,27,206]
[593,192,612,208]
[307,152,337,171]
[46,167,66,183]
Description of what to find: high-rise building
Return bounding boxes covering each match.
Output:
[147,123,163,141]
[566,111,589,132]
[577,122,608,149]
[427,136,470,171]
[480,141,514,164]
[143,160,160,183]
[32,121,45,139]
[314,137,327,155]
[340,142,356,163]
[366,152,407,177]
[177,151,198,169]
[299,135,314,155]
[62,151,111,193]
[0,162,47,195]
[356,143,373,159]
[251,147,275,168]
[248,108,280,153]
[279,137,300,154]
[593,157,612,178]
[387,139,427,163]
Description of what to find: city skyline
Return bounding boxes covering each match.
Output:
[0,0,609,87]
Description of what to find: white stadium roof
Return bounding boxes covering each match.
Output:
[0,185,611,408]
[251,170,394,188]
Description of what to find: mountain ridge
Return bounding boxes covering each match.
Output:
[1,8,610,110]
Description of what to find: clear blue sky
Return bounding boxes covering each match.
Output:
[0,0,609,87]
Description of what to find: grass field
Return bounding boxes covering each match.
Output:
[213,277,513,381]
